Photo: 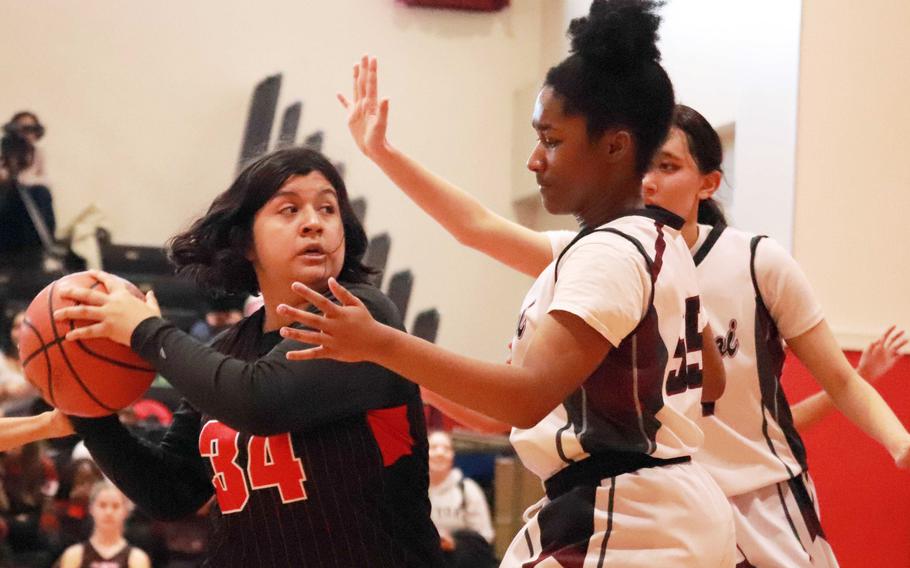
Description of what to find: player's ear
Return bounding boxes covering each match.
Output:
[698,171,721,200]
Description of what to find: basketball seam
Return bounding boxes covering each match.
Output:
[20,317,57,406]
[76,280,154,371]
[47,279,117,413]
[72,339,155,373]
[20,334,65,368]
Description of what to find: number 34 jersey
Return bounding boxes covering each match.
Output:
[72,285,442,568]
[509,207,707,482]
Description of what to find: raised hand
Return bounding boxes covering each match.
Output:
[53,270,161,346]
[337,55,390,158]
[277,278,392,363]
[857,325,907,383]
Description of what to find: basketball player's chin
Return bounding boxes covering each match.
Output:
[539,191,571,216]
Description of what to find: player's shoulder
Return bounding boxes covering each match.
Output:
[128,545,152,568]
[339,281,405,331]
[58,543,84,568]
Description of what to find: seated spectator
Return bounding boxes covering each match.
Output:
[0,311,40,416]
[0,441,59,567]
[54,458,104,552]
[57,481,150,568]
[428,430,496,568]
[188,295,245,343]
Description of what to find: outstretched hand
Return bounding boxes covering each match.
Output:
[53,270,161,346]
[857,325,907,383]
[278,278,392,363]
[337,55,390,158]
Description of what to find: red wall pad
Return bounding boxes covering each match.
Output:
[399,0,509,12]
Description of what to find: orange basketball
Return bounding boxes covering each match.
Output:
[18,271,156,417]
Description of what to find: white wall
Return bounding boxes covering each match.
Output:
[0,0,548,361]
[537,1,803,249]
[794,0,910,347]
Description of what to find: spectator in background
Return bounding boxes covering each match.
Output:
[0,120,55,270]
[53,459,104,553]
[188,295,245,343]
[0,311,40,416]
[57,481,150,568]
[427,430,497,568]
[6,112,48,187]
[0,441,59,567]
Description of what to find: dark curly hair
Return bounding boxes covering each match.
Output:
[545,0,674,176]
[168,147,374,295]
[671,104,727,226]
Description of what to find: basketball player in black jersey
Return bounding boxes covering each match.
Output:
[50,148,443,567]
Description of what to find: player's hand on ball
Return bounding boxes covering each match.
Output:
[53,270,162,346]
[278,278,389,363]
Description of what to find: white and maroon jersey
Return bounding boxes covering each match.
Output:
[509,207,707,482]
[692,223,824,496]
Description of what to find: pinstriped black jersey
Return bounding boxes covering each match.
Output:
[73,283,443,567]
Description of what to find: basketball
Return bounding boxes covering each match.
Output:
[18,271,156,417]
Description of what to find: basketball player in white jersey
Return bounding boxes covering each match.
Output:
[278,2,736,565]
[639,104,910,567]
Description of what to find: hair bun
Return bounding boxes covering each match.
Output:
[568,0,664,71]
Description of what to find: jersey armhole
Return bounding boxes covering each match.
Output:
[749,235,769,309]
[554,227,655,337]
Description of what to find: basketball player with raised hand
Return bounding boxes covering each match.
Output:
[638,104,910,567]
[281,1,737,565]
[47,148,442,567]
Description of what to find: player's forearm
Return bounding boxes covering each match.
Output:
[421,388,510,434]
[0,412,67,452]
[701,324,725,403]
[133,318,402,436]
[72,414,213,520]
[788,321,910,459]
[377,328,558,429]
[823,372,910,460]
[369,144,550,276]
[791,391,833,431]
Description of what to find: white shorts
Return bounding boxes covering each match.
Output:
[500,460,735,567]
[731,472,838,567]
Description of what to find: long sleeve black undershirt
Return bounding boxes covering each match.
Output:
[129,283,409,436]
[72,284,412,520]
[71,402,213,520]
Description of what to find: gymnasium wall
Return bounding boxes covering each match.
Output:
[784,352,910,566]
[794,0,910,348]
[0,0,552,362]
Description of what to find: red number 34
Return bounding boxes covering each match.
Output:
[198,421,308,514]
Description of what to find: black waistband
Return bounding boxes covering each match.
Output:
[544,451,691,500]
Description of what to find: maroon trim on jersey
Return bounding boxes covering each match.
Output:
[788,474,826,541]
[554,227,666,456]
[570,302,667,456]
[651,222,666,282]
[522,484,599,567]
[749,236,809,473]
[736,544,757,568]
[366,405,415,466]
